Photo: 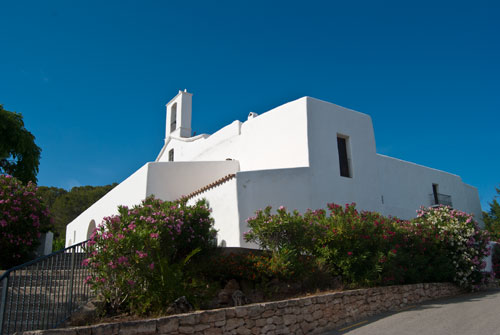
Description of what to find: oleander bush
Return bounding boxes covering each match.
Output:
[243,205,324,279]
[83,196,217,315]
[0,175,52,269]
[412,206,490,289]
[245,203,491,290]
[492,242,500,279]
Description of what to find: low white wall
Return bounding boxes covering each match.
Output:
[187,178,240,247]
[484,241,498,273]
[146,161,240,200]
[236,167,313,248]
[66,161,240,247]
[65,163,150,246]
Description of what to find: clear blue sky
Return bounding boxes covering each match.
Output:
[1,0,498,211]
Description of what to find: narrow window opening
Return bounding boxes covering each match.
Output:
[170,103,177,132]
[432,184,439,205]
[337,136,351,178]
[168,149,174,162]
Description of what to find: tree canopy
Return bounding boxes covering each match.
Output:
[0,105,41,184]
[484,186,500,240]
[38,183,118,240]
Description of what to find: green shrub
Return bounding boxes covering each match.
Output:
[83,196,217,315]
[244,205,324,280]
[492,242,500,279]
[413,206,490,289]
[244,202,491,290]
[379,219,454,285]
[315,203,396,286]
[0,175,52,269]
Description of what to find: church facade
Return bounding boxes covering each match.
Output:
[65,90,482,247]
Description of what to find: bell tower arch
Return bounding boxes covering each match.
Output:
[165,89,192,140]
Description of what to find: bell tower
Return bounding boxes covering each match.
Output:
[165,89,192,141]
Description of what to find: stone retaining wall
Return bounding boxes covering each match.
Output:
[20,283,462,335]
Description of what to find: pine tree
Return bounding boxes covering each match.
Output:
[484,186,500,240]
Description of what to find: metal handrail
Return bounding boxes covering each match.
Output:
[0,240,93,335]
[428,193,453,207]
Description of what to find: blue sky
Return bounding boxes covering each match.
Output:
[0,0,498,211]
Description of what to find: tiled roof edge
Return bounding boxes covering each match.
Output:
[184,173,236,200]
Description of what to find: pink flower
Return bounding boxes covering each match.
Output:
[347,251,353,256]
[136,250,148,258]
[117,256,129,265]
[127,280,135,286]
[82,258,90,266]
[149,262,155,270]
[150,233,159,239]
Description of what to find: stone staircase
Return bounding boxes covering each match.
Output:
[1,249,92,335]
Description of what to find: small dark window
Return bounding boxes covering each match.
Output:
[337,136,350,178]
[168,149,174,162]
[170,103,177,132]
[432,184,439,205]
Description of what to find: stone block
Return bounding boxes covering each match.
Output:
[261,324,276,333]
[157,317,179,333]
[235,307,248,318]
[214,320,226,327]
[255,318,267,327]
[303,313,314,322]
[226,318,245,331]
[92,323,120,335]
[194,324,211,332]
[283,314,297,326]
[244,318,255,328]
[272,316,283,325]
[235,326,252,335]
[200,310,225,323]
[75,327,92,335]
[119,319,156,335]
[204,328,223,335]
[178,325,194,334]
[179,314,199,326]
[261,310,274,318]
[312,310,323,320]
[247,306,263,318]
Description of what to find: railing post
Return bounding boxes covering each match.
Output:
[0,275,9,335]
[68,247,76,315]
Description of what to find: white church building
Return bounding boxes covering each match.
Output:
[65,90,483,248]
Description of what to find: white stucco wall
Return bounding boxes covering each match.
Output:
[67,92,484,249]
[65,160,240,247]
[187,178,240,247]
[65,163,150,246]
[377,155,482,223]
[146,161,239,200]
[158,97,310,172]
[305,97,383,213]
[463,183,483,225]
[236,167,313,248]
